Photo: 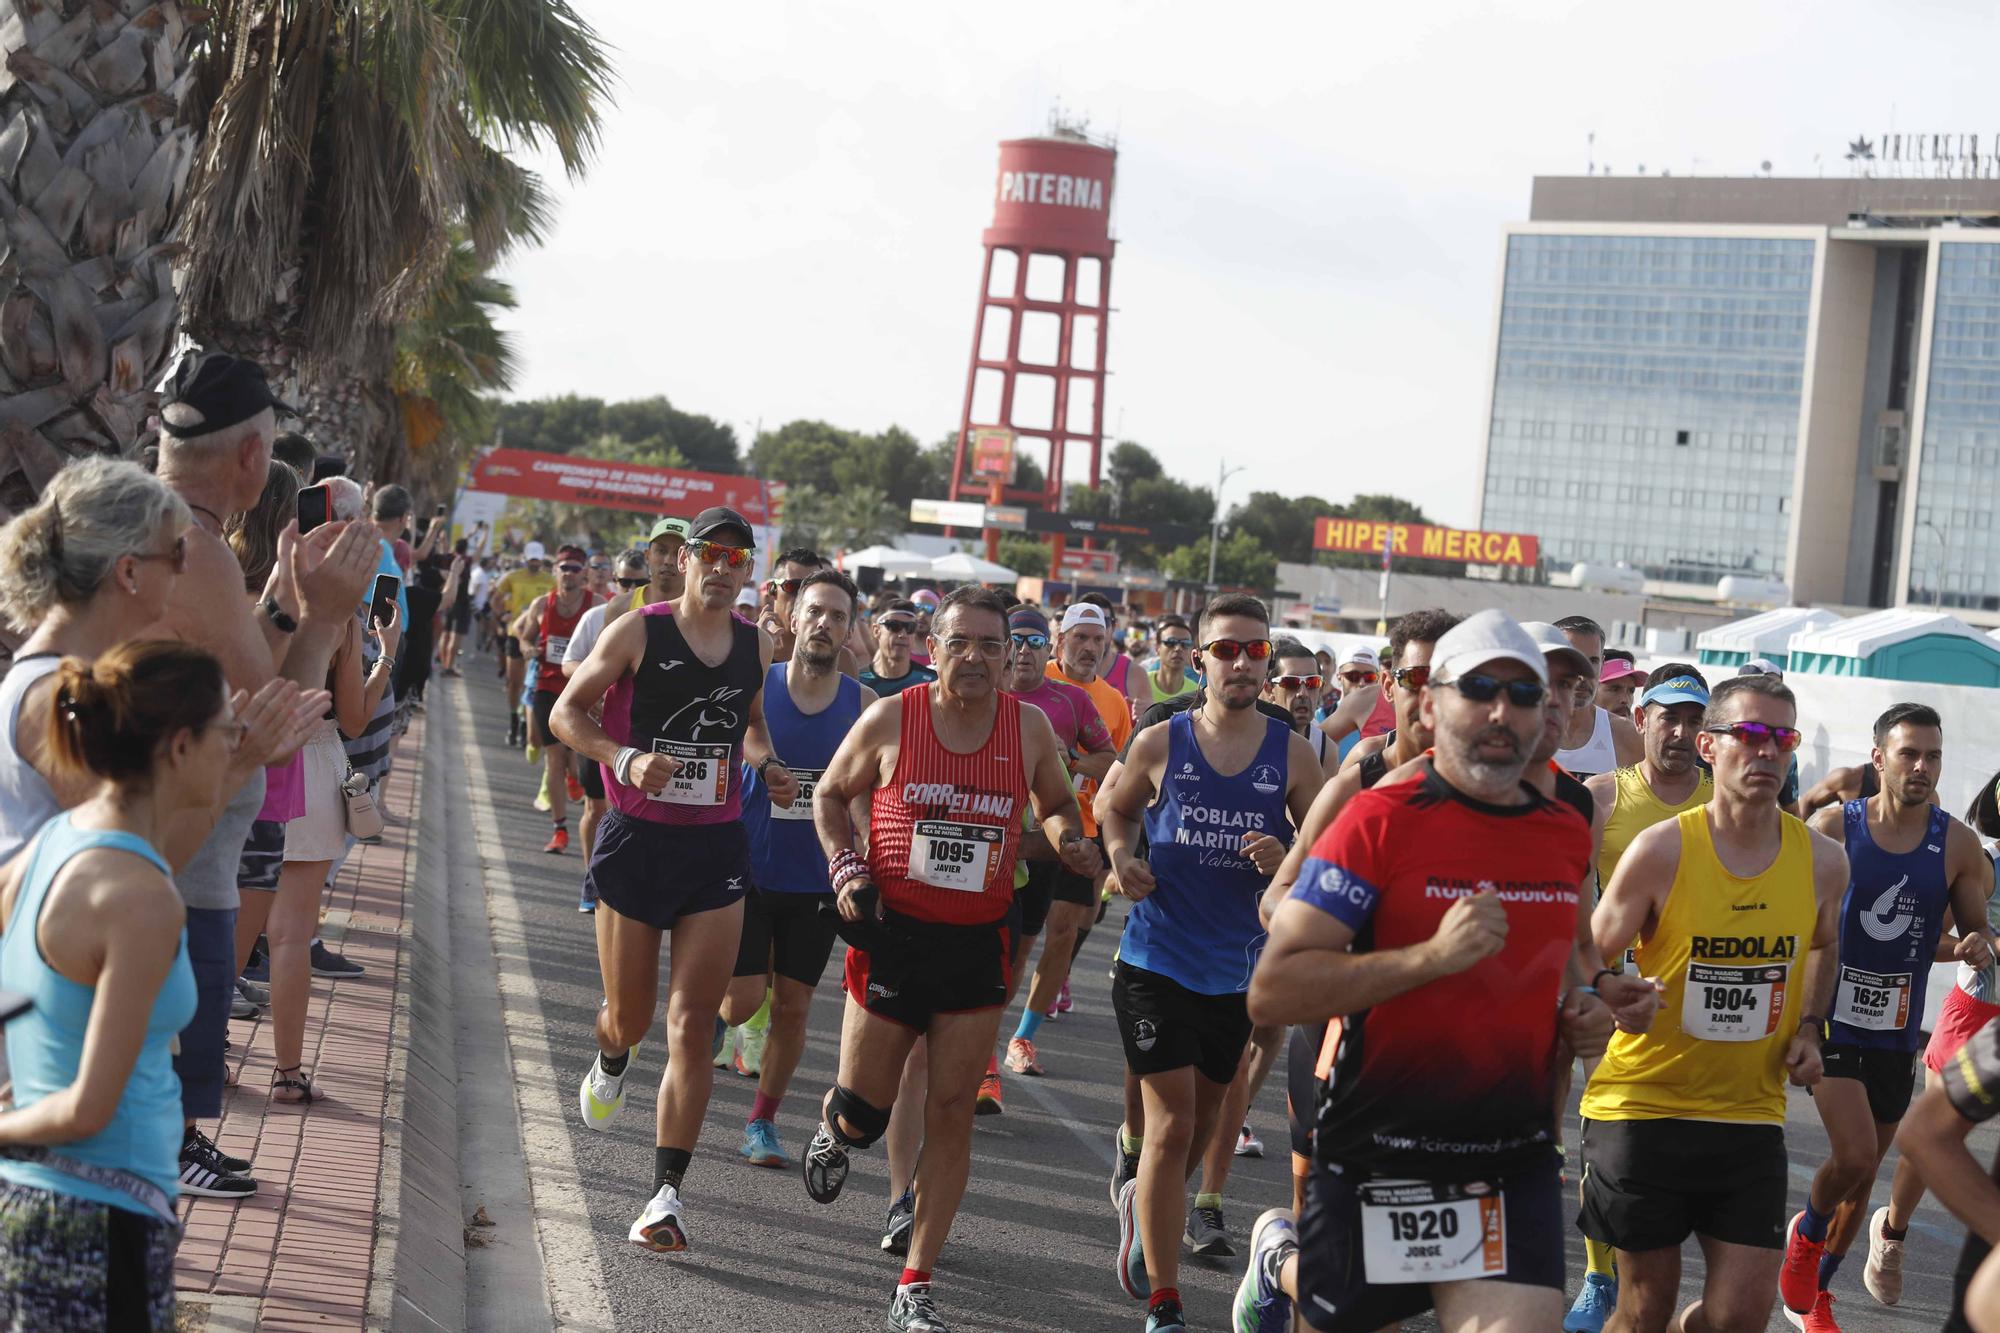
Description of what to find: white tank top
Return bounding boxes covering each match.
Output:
[1555,705,1619,779]
[0,655,64,864]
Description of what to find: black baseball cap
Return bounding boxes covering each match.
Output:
[159,350,295,438]
[688,505,754,545]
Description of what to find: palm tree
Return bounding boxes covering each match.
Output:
[823,483,902,553]
[0,2,205,515]
[391,231,516,501]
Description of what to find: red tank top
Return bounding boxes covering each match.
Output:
[536,589,596,691]
[868,686,1028,925]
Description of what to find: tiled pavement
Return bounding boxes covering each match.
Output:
[176,715,427,1331]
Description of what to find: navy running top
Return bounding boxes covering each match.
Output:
[1124,711,1292,996]
[1830,798,1954,1052]
[741,663,867,894]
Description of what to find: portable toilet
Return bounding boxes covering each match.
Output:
[1695,607,1843,673]
[1784,609,2000,685]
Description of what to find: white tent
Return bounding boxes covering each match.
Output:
[838,545,931,577]
[931,551,1017,584]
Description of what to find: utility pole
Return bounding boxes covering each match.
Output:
[1207,460,1247,588]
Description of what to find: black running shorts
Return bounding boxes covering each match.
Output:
[1288,1020,1330,1162]
[1049,848,1100,908]
[1817,1043,1919,1123]
[734,888,840,987]
[1297,1154,1563,1331]
[584,811,749,931]
[530,690,562,748]
[1014,861,1056,937]
[502,635,523,660]
[575,752,605,801]
[1111,960,1251,1086]
[1578,1117,1787,1252]
[841,909,1014,1032]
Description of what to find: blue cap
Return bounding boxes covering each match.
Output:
[1639,676,1710,708]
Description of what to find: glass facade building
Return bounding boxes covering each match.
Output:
[1910,242,2000,611]
[1480,233,1814,586]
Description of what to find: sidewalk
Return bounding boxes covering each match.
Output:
[176,714,430,1332]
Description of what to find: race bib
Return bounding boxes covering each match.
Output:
[645,740,732,806]
[908,820,999,892]
[1681,961,1787,1042]
[770,767,822,821]
[1833,965,1913,1032]
[544,635,569,663]
[1358,1179,1506,1285]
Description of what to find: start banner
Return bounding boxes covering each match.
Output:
[467,447,778,523]
[1313,518,1539,568]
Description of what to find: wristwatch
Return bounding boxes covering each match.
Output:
[261,596,297,634]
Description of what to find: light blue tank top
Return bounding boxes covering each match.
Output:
[0,815,194,1211]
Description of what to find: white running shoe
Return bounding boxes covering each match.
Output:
[579,1048,634,1132]
[628,1183,688,1252]
[1862,1204,1904,1305]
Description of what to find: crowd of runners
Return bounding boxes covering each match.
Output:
[457,508,2000,1333]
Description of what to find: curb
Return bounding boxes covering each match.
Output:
[367,716,468,1332]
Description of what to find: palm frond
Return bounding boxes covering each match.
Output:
[434,0,613,178]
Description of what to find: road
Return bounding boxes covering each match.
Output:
[437,668,1989,1331]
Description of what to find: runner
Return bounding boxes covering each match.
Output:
[800,585,1099,1333]
[552,505,796,1254]
[1099,594,1320,1333]
[1232,608,1614,1333]
[1579,670,1846,1333]
[1595,652,1641,724]
[643,517,689,607]
[514,546,597,853]
[760,547,828,663]
[561,547,652,903]
[717,568,869,1169]
[1148,616,1200,704]
[1801,763,1883,820]
[1553,615,1644,777]
[489,542,552,748]
[1083,592,1155,721]
[861,599,938,699]
[1779,704,1994,1330]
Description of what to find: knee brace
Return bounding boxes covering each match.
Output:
[825,1085,892,1149]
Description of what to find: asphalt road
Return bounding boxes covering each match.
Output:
[438,664,1991,1332]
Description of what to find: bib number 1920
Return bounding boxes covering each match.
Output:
[1358,1179,1506,1285]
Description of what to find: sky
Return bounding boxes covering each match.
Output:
[497,0,2000,528]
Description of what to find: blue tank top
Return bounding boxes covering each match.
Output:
[1830,799,1954,1052]
[741,664,867,893]
[0,815,194,1211]
[1124,711,1292,995]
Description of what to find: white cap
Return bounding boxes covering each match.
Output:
[1429,608,1549,686]
[1518,621,1595,678]
[1059,603,1108,632]
[735,587,759,610]
[523,540,547,562]
[1741,656,1785,678]
[1339,644,1380,670]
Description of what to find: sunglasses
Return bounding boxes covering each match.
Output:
[1338,670,1379,686]
[1273,674,1323,690]
[1392,664,1432,689]
[770,577,804,595]
[688,540,753,569]
[132,534,188,574]
[615,576,648,589]
[588,562,609,572]
[1704,721,1803,752]
[1009,632,1050,650]
[880,618,918,635]
[557,563,585,574]
[1203,638,1273,663]
[1440,673,1547,707]
[1158,636,1193,650]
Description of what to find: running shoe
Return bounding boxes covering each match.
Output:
[543,825,569,854]
[230,992,258,1020]
[310,941,366,977]
[1004,1037,1043,1076]
[1564,1271,1617,1333]
[236,977,270,1007]
[1862,1205,1903,1305]
[1231,1207,1297,1333]
[179,1131,257,1199]
[740,1117,790,1169]
[578,1048,634,1131]
[803,1121,850,1204]
[975,1068,1003,1115]
[1116,1178,1149,1299]
[881,1189,915,1255]
[242,946,270,984]
[734,1022,766,1078]
[888,1282,951,1332]
[1186,1202,1233,1257]
[1780,1212,1827,1315]
[1055,980,1074,1015]
[577,895,595,914]
[628,1183,688,1252]
[1145,1296,1186,1332]
[566,771,585,802]
[1110,1125,1140,1209]
[711,1016,730,1066]
[1790,1290,1839,1332]
[1235,1123,1264,1158]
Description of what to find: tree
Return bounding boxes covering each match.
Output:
[1229,492,1334,565]
[390,233,517,503]
[496,395,741,473]
[821,484,903,553]
[1161,529,1276,590]
[996,533,1050,579]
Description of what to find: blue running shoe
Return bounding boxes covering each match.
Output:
[1145,1296,1185,1332]
[739,1117,790,1169]
[1117,1178,1149,1299]
[1232,1208,1297,1333]
[1564,1272,1617,1333]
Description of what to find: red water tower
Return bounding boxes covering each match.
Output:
[949,125,1116,525]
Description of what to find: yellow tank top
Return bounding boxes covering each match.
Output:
[1581,806,1817,1125]
[1597,766,1714,888]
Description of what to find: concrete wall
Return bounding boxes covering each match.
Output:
[1787,237,1876,604]
[1530,175,2000,227]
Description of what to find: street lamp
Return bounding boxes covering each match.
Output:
[1920,518,1948,610]
[1207,461,1249,588]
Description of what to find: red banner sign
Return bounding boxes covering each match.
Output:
[467,447,778,524]
[1313,517,1539,568]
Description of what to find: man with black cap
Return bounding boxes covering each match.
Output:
[553,504,797,1255]
[514,545,599,853]
[146,349,374,1197]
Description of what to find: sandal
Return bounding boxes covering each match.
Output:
[271,1065,324,1105]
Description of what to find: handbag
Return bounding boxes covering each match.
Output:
[341,762,386,841]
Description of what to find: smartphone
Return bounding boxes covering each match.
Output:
[434,503,448,519]
[297,483,331,534]
[371,574,400,625]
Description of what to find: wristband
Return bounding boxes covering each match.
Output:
[612,746,640,785]
[261,596,297,634]
[1798,1015,1825,1035]
[757,755,782,778]
[833,863,872,894]
[828,849,864,883]
[1589,968,1618,991]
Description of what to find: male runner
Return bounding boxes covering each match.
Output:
[515,545,597,852]
[1232,609,1613,1333]
[643,517,689,606]
[1082,591,1155,721]
[562,548,651,902]
[1895,1014,2000,1331]
[720,568,869,1169]
[1801,763,1884,820]
[760,546,828,662]
[490,541,552,747]
[1780,704,1994,1330]
[801,585,1100,1333]
[1149,616,1200,703]
[1553,615,1644,777]
[862,599,939,699]
[1101,594,1321,1333]
[1581,671,1846,1333]
[553,505,796,1253]
[1595,653,1641,723]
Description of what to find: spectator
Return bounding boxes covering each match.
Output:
[0,641,238,1328]
[270,432,317,481]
